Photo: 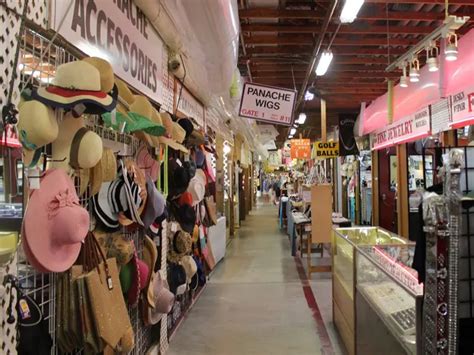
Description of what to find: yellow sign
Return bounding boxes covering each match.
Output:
[313,141,339,159]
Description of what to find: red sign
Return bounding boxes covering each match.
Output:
[372,107,431,150]
[290,139,311,159]
[0,125,21,148]
[449,85,474,129]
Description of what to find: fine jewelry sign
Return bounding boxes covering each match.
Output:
[239,83,296,126]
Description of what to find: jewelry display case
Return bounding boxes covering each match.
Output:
[355,245,423,355]
[332,227,412,355]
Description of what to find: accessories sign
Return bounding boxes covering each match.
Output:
[239,83,296,126]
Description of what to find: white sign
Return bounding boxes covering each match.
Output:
[51,0,169,105]
[450,85,474,129]
[176,82,204,128]
[431,98,451,134]
[263,140,277,150]
[239,83,296,126]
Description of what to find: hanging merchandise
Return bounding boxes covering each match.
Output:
[338,113,359,156]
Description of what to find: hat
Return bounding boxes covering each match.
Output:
[90,148,117,196]
[94,230,134,268]
[186,169,206,206]
[115,78,135,106]
[171,165,192,194]
[142,236,158,307]
[82,57,115,93]
[129,95,165,137]
[52,113,103,171]
[22,169,89,272]
[143,272,175,325]
[92,180,124,230]
[126,249,150,306]
[136,145,159,181]
[168,230,192,263]
[175,204,196,234]
[179,192,193,207]
[188,129,206,147]
[18,100,59,167]
[32,61,116,114]
[158,113,188,153]
[194,148,206,168]
[167,263,187,295]
[177,118,194,139]
[142,176,166,229]
[118,160,146,227]
[179,256,197,284]
[0,231,19,266]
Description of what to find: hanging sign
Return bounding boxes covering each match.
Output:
[50,0,169,105]
[239,83,296,126]
[313,141,339,159]
[449,85,474,129]
[372,107,431,150]
[0,125,21,148]
[290,139,311,159]
[176,82,205,128]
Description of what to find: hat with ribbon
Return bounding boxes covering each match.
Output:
[168,230,192,263]
[32,60,116,114]
[167,263,187,295]
[51,113,103,172]
[18,99,59,167]
[142,271,175,326]
[22,169,89,272]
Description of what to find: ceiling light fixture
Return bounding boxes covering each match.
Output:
[445,32,458,61]
[399,65,409,88]
[290,128,296,135]
[340,0,365,24]
[298,113,307,124]
[426,44,439,72]
[315,50,333,76]
[409,58,420,83]
[305,91,314,101]
[288,135,294,140]
[293,123,299,128]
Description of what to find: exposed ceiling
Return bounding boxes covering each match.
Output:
[237,0,474,144]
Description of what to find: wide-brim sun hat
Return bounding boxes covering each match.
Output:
[32,61,116,114]
[23,169,89,272]
[90,148,117,196]
[144,272,175,325]
[118,160,146,227]
[158,113,188,153]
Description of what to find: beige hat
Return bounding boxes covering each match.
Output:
[158,113,188,153]
[82,57,115,93]
[115,78,135,106]
[179,255,197,284]
[129,96,160,147]
[90,148,117,196]
[18,100,59,166]
[51,113,103,172]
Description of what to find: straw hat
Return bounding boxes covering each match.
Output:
[115,78,135,106]
[143,235,158,307]
[94,230,134,268]
[168,230,192,263]
[90,148,117,196]
[82,57,115,93]
[22,169,89,272]
[128,96,165,145]
[52,113,103,172]
[32,61,116,114]
[158,113,188,153]
[18,100,59,166]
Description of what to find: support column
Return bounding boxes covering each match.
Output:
[372,150,380,226]
[396,144,409,238]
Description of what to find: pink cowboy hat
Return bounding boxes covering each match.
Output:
[23,169,89,272]
[143,272,175,326]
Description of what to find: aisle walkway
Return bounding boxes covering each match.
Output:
[168,201,343,355]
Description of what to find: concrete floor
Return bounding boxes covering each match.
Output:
[167,201,345,355]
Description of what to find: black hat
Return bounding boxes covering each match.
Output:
[177,118,194,139]
[167,263,187,295]
[175,204,196,234]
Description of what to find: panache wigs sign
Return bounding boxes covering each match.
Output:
[51,0,169,105]
[239,83,296,126]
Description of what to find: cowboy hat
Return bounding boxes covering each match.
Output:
[158,113,188,153]
[32,61,116,114]
[142,176,166,229]
[22,169,89,272]
[123,248,150,306]
[142,236,158,307]
[90,148,117,196]
[18,100,58,167]
[142,271,174,326]
[168,230,192,263]
[51,113,103,172]
[186,169,206,206]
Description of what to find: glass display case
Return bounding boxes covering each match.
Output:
[332,227,413,355]
[356,245,423,354]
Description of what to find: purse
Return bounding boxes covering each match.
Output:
[203,196,217,226]
[199,225,216,271]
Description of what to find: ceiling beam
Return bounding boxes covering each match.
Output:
[253,71,399,79]
[249,64,394,72]
[241,24,435,34]
[244,35,420,46]
[365,0,474,5]
[240,8,474,21]
[244,46,406,56]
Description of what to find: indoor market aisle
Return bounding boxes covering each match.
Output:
[167,201,344,355]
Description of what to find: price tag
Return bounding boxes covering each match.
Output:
[28,167,40,190]
[107,276,113,290]
[19,299,31,320]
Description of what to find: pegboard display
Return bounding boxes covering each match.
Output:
[0,257,18,355]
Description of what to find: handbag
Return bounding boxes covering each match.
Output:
[199,225,216,271]
[203,197,217,227]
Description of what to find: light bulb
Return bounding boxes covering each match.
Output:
[400,76,408,88]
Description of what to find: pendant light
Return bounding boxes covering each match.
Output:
[445,32,458,61]
[315,51,333,76]
[426,44,439,72]
[400,66,409,88]
[409,58,420,83]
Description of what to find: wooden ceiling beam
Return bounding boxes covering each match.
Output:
[244,35,419,46]
[248,63,398,72]
[241,24,434,34]
[253,72,399,79]
[244,46,405,56]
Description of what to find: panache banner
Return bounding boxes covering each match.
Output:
[313,141,339,159]
[51,0,169,105]
[338,114,359,156]
[239,83,296,126]
[372,106,431,150]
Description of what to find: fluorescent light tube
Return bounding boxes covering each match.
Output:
[340,0,365,23]
[290,128,296,135]
[315,51,333,76]
[298,113,307,124]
